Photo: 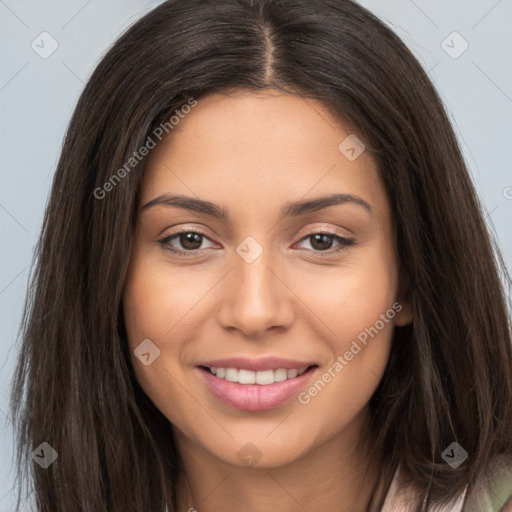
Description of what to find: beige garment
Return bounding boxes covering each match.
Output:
[462,457,512,512]
[381,464,466,512]
[381,461,512,512]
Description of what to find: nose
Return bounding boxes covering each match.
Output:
[216,246,295,339]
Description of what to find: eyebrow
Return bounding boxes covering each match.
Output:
[141,193,373,220]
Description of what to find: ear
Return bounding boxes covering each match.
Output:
[394,274,413,327]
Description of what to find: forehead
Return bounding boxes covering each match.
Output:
[140,90,386,217]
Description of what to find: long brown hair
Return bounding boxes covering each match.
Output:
[10,0,512,510]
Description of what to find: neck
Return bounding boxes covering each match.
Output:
[174,407,380,512]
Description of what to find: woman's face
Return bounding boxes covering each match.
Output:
[123,89,411,468]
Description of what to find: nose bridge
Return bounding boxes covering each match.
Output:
[216,236,294,336]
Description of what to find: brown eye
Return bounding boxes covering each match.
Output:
[177,232,203,250]
[158,230,215,257]
[297,232,355,253]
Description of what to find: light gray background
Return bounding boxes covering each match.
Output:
[1,0,511,509]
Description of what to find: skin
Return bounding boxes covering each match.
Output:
[122,89,413,512]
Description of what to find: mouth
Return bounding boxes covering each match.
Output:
[198,364,318,411]
[200,365,313,384]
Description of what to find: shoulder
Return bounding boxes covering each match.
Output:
[462,456,512,512]
[381,465,465,512]
[382,459,512,512]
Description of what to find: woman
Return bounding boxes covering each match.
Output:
[10,0,512,511]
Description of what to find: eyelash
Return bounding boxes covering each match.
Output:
[157,229,355,258]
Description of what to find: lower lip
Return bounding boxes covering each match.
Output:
[199,367,317,411]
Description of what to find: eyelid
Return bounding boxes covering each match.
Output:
[293,222,354,240]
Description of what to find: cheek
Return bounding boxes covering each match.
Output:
[294,245,398,421]
[123,253,209,346]
[122,252,220,414]
[122,259,200,428]
[303,239,398,341]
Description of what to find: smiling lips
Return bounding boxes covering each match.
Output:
[198,357,318,411]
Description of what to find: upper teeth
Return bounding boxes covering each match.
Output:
[209,367,308,385]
